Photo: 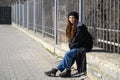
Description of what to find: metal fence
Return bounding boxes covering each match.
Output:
[84,0,120,53]
[12,0,120,54]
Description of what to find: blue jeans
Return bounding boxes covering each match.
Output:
[57,48,78,72]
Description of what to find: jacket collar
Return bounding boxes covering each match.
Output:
[77,22,83,27]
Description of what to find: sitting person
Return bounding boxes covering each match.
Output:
[44,11,93,77]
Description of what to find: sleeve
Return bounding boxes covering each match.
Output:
[69,29,84,49]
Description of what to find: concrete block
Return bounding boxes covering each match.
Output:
[117,72,120,80]
[101,62,117,80]
[87,65,102,80]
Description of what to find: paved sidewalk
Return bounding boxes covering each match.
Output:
[0,25,89,80]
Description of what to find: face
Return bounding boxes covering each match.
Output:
[68,16,76,24]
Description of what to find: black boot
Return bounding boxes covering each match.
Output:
[44,68,58,77]
[60,69,71,77]
[78,70,87,76]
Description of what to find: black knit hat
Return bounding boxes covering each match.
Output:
[68,11,79,19]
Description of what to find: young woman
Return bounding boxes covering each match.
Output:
[44,11,93,77]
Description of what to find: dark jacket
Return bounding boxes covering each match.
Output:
[69,22,93,52]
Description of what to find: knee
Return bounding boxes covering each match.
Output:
[64,49,77,57]
[64,51,70,57]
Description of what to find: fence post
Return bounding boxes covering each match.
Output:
[33,0,36,33]
[11,5,13,23]
[12,5,14,22]
[11,5,13,22]
[79,0,82,22]
[27,0,29,30]
[79,0,85,23]
[16,1,18,24]
[22,4,24,27]
[82,0,85,23]
[54,0,58,44]
[14,3,15,23]
[42,0,45,37]
[93,0,97,43]
[19,0,21,26]
[13,4,14,23]
[118,0,120,53]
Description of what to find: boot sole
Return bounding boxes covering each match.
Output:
[44,72,56,77]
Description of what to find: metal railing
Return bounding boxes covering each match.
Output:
[11,0,120,54]
[84,0,120,53]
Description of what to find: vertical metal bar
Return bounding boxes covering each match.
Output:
[90,0,92,38]
[79,0,82,22]
[88,0,90,30]
[89,0,91,27]
[117,0,120,53]
[12,5,15,22]
[113,0,116,53]
[13,3,15,22]
[22,4,24,27]
[93,0,95,40]
[84,0,86,24]
[93,0,96,44]
[16,2,19,24]
[91,0,93,42]
[110,0,112,52]
[108,0,110,51]
[14,3,16,23]
[94,0,96,45]
[54,0,58,44]
[82,0,85,23]
[101,0,103,48]
[17,1,19,25]
[86,0,88,27]
[14,5,15,22]
[14,2,16,23]
[33,0,36,33]
[11,5,14,22]
[42,0,45,37]
[15,2,16,23]
[27,0,29,30]
[16,1,18,24]
[15,3,16,23]
[19,0,21,26]
[106,0,109,51]
[103,0,105,49]
[11,5,13,22]
[100,0,102,48]
[96,0,99,47]
[79,0,85,23]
